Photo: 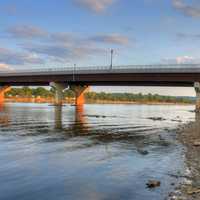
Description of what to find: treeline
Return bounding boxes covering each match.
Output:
[85,92,194,104]
[5,87,194,104]
[5,87,74,98]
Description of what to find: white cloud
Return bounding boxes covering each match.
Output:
[75,0,114,13]
[21,32,130,62]
[6,25,130,46]
[22,42,106,63]
[162,55,199,64]
[176,32,200,40]
[3,24,132,66]
[90,34,129,45]
[7,25,47,39]
[172,0,200,18]
[175,56,195,64]
[0,47,44,65]
[0,63,13,71]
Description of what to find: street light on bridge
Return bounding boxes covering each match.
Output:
[110,49,114,70]
[73,64,76,81]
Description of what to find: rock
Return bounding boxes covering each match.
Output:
[186,187,200,195]
[148,117,165,121]
[137,149,149,155]
[146,180,161,188]
[171,119,182,122]
[193,141,200,146]
[84,115,107,118]
[159,135,164,140]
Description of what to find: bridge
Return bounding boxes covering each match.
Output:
[0,64,200,110]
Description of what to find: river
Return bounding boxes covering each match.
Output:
[0,103,195,200]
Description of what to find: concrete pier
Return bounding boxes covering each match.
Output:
[0,86,10,105]
[194,82,200,112]
[70,85,89,106]
[50,82,68,105]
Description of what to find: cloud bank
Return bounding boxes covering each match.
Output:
[0,47,44,65]
[7,25,47,39]
[90,34,129,45]
[1,25,131,66]
[177,32,200,40]
[75,0,114,13]
[0,63,12,71]
[172,0,200,18]
[162,55,199,64]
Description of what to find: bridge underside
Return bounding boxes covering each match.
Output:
[0,72,199,87]
[0,81,194,87]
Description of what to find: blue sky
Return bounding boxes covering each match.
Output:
[0,0,200,96]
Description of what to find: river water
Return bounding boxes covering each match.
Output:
[0,103,195,200]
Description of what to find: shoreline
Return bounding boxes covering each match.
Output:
[168,116,200,199]
[4,98,194,106]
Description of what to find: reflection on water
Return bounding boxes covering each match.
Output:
[0,103,195,200]
[54,106,62,129]
[72,105,88,134]
[0,105,10,126]
[55,105,88,134]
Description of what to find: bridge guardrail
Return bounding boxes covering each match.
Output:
[1,64,200,75]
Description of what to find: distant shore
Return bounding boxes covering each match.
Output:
[5,97,194,105]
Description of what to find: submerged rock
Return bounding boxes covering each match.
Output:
[171,119,182,123]
[146,180,161,188]
[137,149,149,155]
[148,117,166,121]
[83,115,108,118]
[84,115,102,118]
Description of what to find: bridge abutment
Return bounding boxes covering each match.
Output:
[194,82,200,112]
[0,86,11,105]
[50,82,68,105]
[70,85,89,106]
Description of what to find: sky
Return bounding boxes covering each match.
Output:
[0,0,200,96]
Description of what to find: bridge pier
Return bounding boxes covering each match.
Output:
[70,85,89,106]
[50,82,68,105]
[194,82,200,112]
[0,86,11,105]
[54,105,62,129]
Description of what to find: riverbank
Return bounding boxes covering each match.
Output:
[167,114,200,200]
[4,97,194,106]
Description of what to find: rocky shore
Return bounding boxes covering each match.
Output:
[167,113,200,200]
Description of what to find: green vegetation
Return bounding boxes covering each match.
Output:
[5,87,194,104]
[5,87,74,98]
[85,92,194,104]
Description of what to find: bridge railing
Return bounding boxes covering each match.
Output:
[1,64,200,74]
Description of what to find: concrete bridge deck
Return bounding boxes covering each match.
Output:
[0,64,200,86]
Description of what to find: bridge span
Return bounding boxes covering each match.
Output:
[0,64,200,109]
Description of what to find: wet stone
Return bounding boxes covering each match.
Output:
[193,141,200,147]
[146,180,161,188]
[148,117,166,121]
[137,149,149,155]
[186,187,200,195]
